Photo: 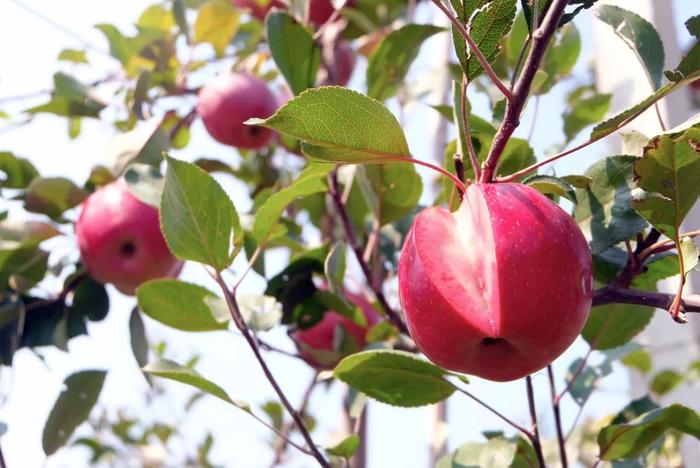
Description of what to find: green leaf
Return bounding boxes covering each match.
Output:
[24,177,88,220]
[252,169,329,243]
[266,12,320,95]
[248,87,411,163]
[129,308,149,368]
[361,164,422,225]
[58,49,88,63]
[437,438,517,468]
[595,5,665,90]
[366,24,444,101]
[194,0,240,56]
[631,127,700,241]
[612,396,660,425]
[563,89,611,143]
[0,220,60,247]
[651,369,683,396]
[538,23,581,94]
[143,359,247,409]
[598,404,700,460]
[25,73,105,118]
[108,124,168,175]
[462,0,517,81]
[665,18,700,82]
[582,303,654,350]
[324,241,347,295]
[621,348,652,374]
[326,434,360,458]
[522,175,576,203]
[42,370,106,454]
[70,277,109,322]
[333,350,456,407]
[161,156,241,270]
[574,156,647,255]
[0,152,38,189]
[137,279,229,332]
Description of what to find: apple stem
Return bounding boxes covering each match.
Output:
[430,0,513,102]
[215,272,331,468]
[328,170,411,335]
[525,376,547,468]
[547,365,569,468]
[478,0,569,184]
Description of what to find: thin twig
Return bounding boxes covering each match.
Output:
[429,0,513,101]
[453,386,532,439]
[461,76,480,180]
[557,347,593,403]
[525,376,546,468]
[547,366,568,468]
[638,229,700,262]
[328,170,410,335]
[270,372,319,467]
[215,272,330,467]
[479,0,568,183]
[0,440,6,468]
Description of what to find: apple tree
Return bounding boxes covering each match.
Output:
[1,0,700,466]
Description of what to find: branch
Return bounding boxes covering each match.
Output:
[547,365,568,468]
[270,373,319,467]
[328,170,410,335]
[525,376,546,468]
[215,272,330,468]
[0,440,6,468]
[479,0,569,183]
[460,76,480,180]
[453,386,533,440]
[592,287,700,316]
[429,0,513,101]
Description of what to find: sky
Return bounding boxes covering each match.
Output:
[0,0,698,467]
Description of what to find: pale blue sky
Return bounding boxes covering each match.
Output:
[0,1,697,467]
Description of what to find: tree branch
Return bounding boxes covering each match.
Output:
[592,287,700,315]
[479,0,569,183]
[429,0,513,101]
[215,272,330,468]
[453,386,533,441]
[328,170,410,335]
[547,365,568,468]
[460,76,480,180]
[525,376,546,468]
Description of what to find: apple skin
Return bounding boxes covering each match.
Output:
[319,40,356,87]
[291,291,381,368]
[308,0,355,25]
[197,72,278,149]
[398,183,592,382]
[231,0,285,20]
[75,179,183,296]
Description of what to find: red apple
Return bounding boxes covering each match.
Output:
[398,183,592,382]
[291,291,381,368]
[197,72,278,149]
[309,0,355,26]
[231,0,285,20]
[319,40,356,87]
[75,179,183,295]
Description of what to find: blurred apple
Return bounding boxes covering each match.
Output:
[76,179,182,295]
[197,72,278,149]
[231,0,285,20]
[291,291,380,368]
[398,183,592,381]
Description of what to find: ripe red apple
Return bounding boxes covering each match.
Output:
[197,72,278,149]
[319,40,356,87]
[308,0,355,26]
[76,179,183,295]
[291,291,381,368]
[398,183,592,382]
[231,0,285,20]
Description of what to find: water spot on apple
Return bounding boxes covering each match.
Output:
[119,240,138,258]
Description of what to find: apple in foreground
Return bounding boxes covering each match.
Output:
[197,72,278,149]
[398,183,592,382]
[291,291,381,368]
[76,179,183,295]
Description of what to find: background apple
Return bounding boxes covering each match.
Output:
[197,72,278,149]
[76,179,183,295]
[319,40,356,87]
[398,183,593,382]
[291,291,381,368]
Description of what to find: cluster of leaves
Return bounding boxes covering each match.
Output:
[2,0,700,466]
